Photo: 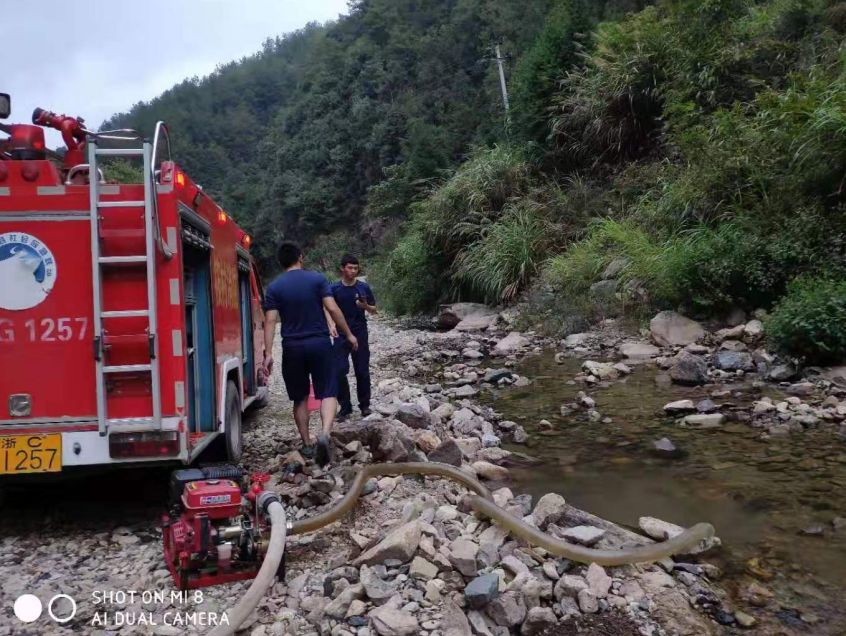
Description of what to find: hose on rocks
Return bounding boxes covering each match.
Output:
[290,462,715,566]
[213,461,714,633]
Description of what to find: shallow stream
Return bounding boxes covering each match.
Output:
[485,352,846,634]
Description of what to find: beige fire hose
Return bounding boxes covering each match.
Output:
[209,461,715,634]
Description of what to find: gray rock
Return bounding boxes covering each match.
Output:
[452,385,480,398]
[542,561,560,581]
[360,565,397,604]
[449,538,480,577]
[472,461,510,481]
[512,426,529,444]
[520,606,557,636]
[467,610,497,636]
[683,413,725,428]
[577,588,599,613]
[768,363,798,382]
[484,369,513,384]
[409,557,438,581]
[441,601,473,636]
[553,574,588,601]
[438,303,495,329]
[650,311,706,347]
[465,573,500,609]
[493,332,530,355]
[501,555,530,576]
[787,382,815,396]
[428,439,463,467]
[532,493,567,530]
[696,399,718,413]
[652,437,683,459]
[325,583,365,619]
[589,279,618,302]
[714,351,754,372]
[564,333,590,348]
[478,525,509,567]
[373,424,422,463]
[669,352,708,386]
[585,564,612,598]
[486,591,526,628]
[354,521,421,566]
[663,400,695,414]
[369,607,419,636]
[619,342,660,359]
[639,516,720,554]
[602,258,629,280]
[395,403,432,429]
[560,525,606,546]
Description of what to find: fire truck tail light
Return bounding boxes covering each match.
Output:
[242,234,252,248]
[217,210,228,225]
[176,171,186,188]
[109,431,180,458]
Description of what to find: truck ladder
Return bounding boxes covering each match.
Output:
[88,140,162,436]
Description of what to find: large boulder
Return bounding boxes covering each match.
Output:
[669,351,708,386]
[437,303,495,329]
[372,422,425,463]
[650,311,705,347]
[493,332,531,355]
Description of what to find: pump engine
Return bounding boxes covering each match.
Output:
[162,466,285,590]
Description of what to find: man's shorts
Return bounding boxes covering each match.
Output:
[282,336,337,403]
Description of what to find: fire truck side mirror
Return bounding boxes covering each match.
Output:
[0,94,9,119]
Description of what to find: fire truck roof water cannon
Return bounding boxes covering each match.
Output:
[0,92,718,635]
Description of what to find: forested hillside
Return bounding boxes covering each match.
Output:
[106,0,846,363]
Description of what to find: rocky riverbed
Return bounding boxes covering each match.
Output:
[2,304,842,636]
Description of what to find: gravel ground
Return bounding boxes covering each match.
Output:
[0,316,731,636]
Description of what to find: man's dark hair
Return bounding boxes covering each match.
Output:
[277,242,303,269]
[340,254,359,268]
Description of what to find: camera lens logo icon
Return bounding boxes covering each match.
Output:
[13,593,77,623]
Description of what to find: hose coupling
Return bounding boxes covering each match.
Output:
[257,491,282,516]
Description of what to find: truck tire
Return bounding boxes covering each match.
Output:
[224,380,243,462]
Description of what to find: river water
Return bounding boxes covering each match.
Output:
[484,351,846,634]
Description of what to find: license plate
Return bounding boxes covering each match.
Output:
[0,434,62,474]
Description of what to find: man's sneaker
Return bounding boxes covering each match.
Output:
[337,408,353,423]
[315,434,331,467]
[360,407,372,417]
[300,444,315,460]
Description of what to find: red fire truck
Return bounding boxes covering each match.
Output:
[0,93,268,478]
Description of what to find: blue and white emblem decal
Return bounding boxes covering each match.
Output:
[0,232,58,310]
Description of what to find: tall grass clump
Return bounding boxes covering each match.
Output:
[452,201,560,303]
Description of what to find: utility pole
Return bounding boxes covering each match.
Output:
[493,43,510,112]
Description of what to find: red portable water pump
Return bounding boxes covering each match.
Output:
[162,466,285,590]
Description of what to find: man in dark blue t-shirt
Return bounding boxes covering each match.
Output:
[263,242,358,466]
[326,254,377,421]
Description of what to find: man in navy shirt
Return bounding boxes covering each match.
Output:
[263,242,358,466]
[326,254,377,421]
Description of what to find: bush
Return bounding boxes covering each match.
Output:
[765,276,846,364]
[368,223,449,315]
